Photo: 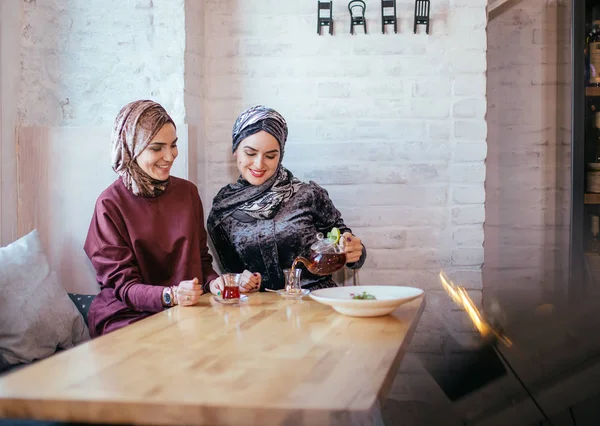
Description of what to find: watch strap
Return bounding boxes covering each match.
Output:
[162,286,174,307]
[171,285,179,305]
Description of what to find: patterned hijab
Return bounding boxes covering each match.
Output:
[208,105,303,231]
[111,100,176,197]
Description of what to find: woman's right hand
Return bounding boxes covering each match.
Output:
[176,277,203,306]
[209,276,225,295]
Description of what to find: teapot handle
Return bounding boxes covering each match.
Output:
[338,233,348,249]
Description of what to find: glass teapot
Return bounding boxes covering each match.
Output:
[292,231,347,276]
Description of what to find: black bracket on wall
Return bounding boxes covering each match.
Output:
[317,1,334,35]
[414,0,430,34]
[381,0,397,34]
[348,0,367,34]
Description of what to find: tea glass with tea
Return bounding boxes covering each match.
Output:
[222,273,241,300]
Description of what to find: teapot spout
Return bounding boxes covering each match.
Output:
[292,253,346,276]
[292,257,312,275]
[293,257,310,269]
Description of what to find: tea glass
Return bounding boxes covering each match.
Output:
[278,268,309,300]
[222,273,241,300]
[283,268,302,293]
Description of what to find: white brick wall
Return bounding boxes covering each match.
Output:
[485,0,571,313]
[18,0,187,125]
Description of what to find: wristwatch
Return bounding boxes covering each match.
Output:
[162,286,174,307]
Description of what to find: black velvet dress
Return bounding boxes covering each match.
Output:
[208,182,366,291]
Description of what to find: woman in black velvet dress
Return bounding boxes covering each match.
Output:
[207,105,366,293]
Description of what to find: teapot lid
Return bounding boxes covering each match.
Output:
[310,232,338,252]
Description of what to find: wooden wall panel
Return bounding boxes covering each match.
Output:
[0,1,22,247]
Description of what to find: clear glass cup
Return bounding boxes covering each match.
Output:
[222,273,241,300]
[277,268,308,300]
[283,268,302,293]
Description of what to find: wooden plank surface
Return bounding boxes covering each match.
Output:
[586,87,600,97]
[0,1,22,247]
[16,126,189,294]
[0,293,425,426]
[584,193,600,204]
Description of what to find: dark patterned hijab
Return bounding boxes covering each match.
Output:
[111,100,176,197]
[208,105,303,231]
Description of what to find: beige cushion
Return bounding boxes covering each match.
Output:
[0,230,89,366]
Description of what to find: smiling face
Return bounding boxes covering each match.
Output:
[135,123,178,181]
[234,130,280,186]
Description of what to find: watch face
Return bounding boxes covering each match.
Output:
[164,292,172,304]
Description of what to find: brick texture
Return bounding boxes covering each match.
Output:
[18,0,186,125]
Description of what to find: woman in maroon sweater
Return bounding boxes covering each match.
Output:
[84,100,220,337]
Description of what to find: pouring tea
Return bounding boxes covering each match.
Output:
[291,228,347,276]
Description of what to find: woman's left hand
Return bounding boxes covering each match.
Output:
[239,270,261,292]
[340,232,362,264]
[176,277,203,306]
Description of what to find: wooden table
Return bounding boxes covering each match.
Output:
[0,292,425,425]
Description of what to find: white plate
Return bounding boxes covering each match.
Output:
[213,294,249,305]
[309,286,424,317]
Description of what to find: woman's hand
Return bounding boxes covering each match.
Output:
[340,232,362,264]
[176,277,203,306]
[209,276,225,295]
[239,270,261,293]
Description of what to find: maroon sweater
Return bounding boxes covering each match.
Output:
[84,177,218,338]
